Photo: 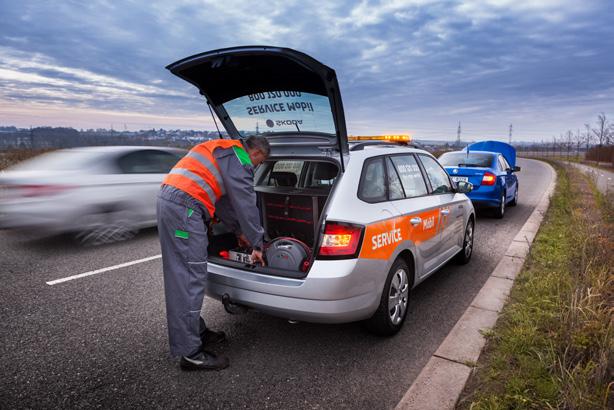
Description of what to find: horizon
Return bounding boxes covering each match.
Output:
[1,123,582,145]
[1,1,613,141]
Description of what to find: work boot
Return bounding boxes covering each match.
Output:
[200,328,227,346]
[180,351,229,371]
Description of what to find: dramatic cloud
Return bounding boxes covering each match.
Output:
[0,0,612,140]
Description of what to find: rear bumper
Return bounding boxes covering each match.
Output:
[205,258,387,323]
[467,184,503,208]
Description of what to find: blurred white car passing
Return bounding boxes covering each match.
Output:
[0,146,186,244]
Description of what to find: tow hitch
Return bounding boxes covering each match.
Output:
[222,293,249,315]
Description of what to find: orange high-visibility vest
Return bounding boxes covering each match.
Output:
[163,139,244,216]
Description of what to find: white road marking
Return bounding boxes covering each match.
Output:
[46,254,162,285]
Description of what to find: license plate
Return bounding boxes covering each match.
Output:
[228,250,252,263]
[451,176,468,182]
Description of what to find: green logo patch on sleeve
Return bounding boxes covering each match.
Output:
[232,146,253,166]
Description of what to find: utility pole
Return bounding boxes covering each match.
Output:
[456,121,461,146]
[508,124,513,145]
[29,126,34,150]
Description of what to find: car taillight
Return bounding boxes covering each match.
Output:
[19,184,72,197]
[317,222,364,259]
[481,172,496,186]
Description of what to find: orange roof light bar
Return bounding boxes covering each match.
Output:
[348,134,412,142]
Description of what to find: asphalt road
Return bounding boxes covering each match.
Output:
[0,158,554,409]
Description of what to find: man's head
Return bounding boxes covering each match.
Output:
[244,136,270,166]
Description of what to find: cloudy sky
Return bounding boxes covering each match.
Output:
[0,0,613,141]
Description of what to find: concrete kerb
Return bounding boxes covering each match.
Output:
[395,161,557,410]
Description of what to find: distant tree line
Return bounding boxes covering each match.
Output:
[0,126,217,150]
[516,113,614,166]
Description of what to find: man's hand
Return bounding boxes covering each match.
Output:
[250,249,265,266]
[237,234,251,248]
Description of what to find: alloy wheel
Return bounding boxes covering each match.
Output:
[464,222,474,258]
[388,268,409,325]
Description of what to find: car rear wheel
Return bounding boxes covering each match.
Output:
[454,217,474,264]
[364,258,412,336]
[75,207,138,245]
[510,184,518,206]
[493,192,505,219]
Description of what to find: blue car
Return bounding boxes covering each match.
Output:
[439,141,520,218]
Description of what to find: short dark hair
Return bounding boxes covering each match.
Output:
[245,135,270,158]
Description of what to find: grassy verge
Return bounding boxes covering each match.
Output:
[457,163,613,409]
[520,155,613,172]
[590,178,614,226]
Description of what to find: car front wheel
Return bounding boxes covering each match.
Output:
[364,258,412,336]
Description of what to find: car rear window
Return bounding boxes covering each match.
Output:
[223,91,336,135]
[438,152,494,168]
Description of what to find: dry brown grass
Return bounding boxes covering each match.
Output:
[457,163,613,410]
[0,149,54,170]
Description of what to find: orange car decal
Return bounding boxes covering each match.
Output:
[359,208,442,260]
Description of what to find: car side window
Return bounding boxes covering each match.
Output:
[390,155,428,198]
[117,150,180,174]
[500,156,511,171]
[497,156,505,171]
[418,154,452,194]
[358,157,387,203]
[386,157,405,200]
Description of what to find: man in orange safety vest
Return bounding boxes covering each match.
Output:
[157,135,270,371]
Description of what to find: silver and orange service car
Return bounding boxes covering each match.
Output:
[167,46,476,335]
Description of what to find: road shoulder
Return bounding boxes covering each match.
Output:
[395,160,557,410]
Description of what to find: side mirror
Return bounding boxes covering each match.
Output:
[513,166,521,172]
[456,181,473,193]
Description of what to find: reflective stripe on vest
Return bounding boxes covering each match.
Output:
[185,150,226,196]
[162,139,244,216]
[167,168,217,205]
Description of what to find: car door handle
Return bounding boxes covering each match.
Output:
[441,209,450,215]
[410,217,422,226]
